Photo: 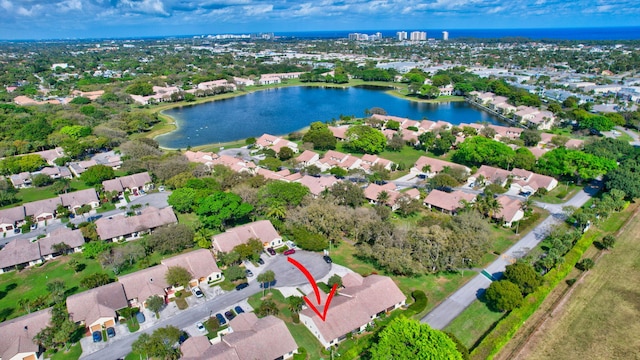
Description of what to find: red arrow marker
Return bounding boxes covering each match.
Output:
[288,256,338,321]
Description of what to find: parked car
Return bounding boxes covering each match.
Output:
[225,310,236,321]
[266,247,276,256]
[215,313,227,325]
[136,311,146,323]
[196,322,205,332]
[92,331,102,343]
[106,327,116,338]
[257,257,265,265]
[323,255,333,264]
[245,269,254,277]
[158,186,166,192]
[283,249,296,256]
[30,223,37,230]
[235,283,249,291]
[191,286,204,298]
[234,306,245,314]
[13,228,20,234]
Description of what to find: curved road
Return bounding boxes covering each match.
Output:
[421,181,601,329]
[80,251,330,360]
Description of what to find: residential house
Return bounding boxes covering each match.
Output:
[181,313,298,359]
[102,172,153,195]
[300,273,406,349]
[364,183,420,210]
[212,220,282,253]
[161,249,222,286]
[24,197,62,223]
[423,189,476,214]
[94,206,177,242]
[39,166,72,180]
[66,282,128,332]
[38,229,85,260]
[184,150,218,168]
[68,159,97,177]
[296,175,340,197]
[9,172,32,188]
[469,165,513,187]
[295,150,320,167]
[328,126,349,141]
[360,154,393,172]
[411,156,470,178]
[0,206,26,232]
[118,265,169,308]
[0,307,52,360]
[210,155,257,174]
[0,239,42,273]
[59,188,100,214]
[255,134,299,154]
[469,165,557,193]
[494,197,525,227]
[33,147,65,165]
[233,77,255,87]
[71,90,104,100]
[316,150,362,172]
[90,151,123,169]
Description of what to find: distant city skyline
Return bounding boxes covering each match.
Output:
[1,0,639,40]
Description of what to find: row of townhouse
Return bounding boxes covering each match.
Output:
[296,149,394,173]
[0,228,85,273]
[0,172,153,233]
[468,91,556,130]
[0,249,224,360]
[254,133,299,153]
[257,72,305,85]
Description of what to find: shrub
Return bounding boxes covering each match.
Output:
[576,258,595,271]
[407,290,428,314]
[566,278,577,286]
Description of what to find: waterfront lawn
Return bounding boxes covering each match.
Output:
[0,254,103,321]
[445,299,505,349]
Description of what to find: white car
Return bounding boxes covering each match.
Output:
[191,286,204,298]
[196,322,205,332]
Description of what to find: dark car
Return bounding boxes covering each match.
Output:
[266,247,276,256]
[283,249,296,256]
[136,311,146,323]
[323,255,333,264]
[13,227,20,234]
[235,283,249,291]
[234,306,245,314]
[245,269,254,277]
[92,331,102,343]
[257,257,265,265]
[106,327,116,338]
[225,310,236,321]
[215,313,227,325]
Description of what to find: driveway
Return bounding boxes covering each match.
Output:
[421,181,601,330]
[79,251,330,360]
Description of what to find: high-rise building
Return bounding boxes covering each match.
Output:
[410,31,427,41]
[396,31,407,41]
[442,31,449,41]
[376,32,382,40]
[348,33,359,41]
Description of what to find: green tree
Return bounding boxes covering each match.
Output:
[80,165,115,186]
[485,280,523,312]
[503,262,542,295]
[196,191,253,230]
[146,295,164,314]
[233,238,264,261]
[520,129,542,147]
[46,280,66,303]
[167,187,198,213]
[146,224,194,255]
[328,181,365,208]
[60,125,92,139]
[453,136,515,169]
[225,265,246,281]
[287,296,305,313]
[31,173,53,187]
[132,326,181,359]
[258,181,310,209]
[369,317,463,360]
[289,226,329,251]
[302,122,336,150]
[256,299,279,317]
[327,274,342,288]
[126,82,154,96]
[345,125,387,154]
[165,266,192,288]
[385,120,400,130]
[278,146,294,161]
[513,147,536,170]
[601,235,616,249]
[257,270,276,296]
[80,273,113,289]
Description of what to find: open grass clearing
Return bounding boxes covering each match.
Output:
[445,299,505,349]
[534,184,581,204]
[518,206,640,360]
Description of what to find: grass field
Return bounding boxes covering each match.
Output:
[522,210,640,360]
[445,299,505,349]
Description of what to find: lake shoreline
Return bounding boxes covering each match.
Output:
[149,81,467,150]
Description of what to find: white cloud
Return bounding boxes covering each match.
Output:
[119,0,168,16]
[487,6,504,14]
[242,3,272,16]
[1,0,12,11]
[59,0,82,12]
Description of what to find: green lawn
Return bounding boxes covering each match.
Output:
[445,299,505,349]
[287,322,328,359]
[48,343,83,360]
[534,184,581,204]
[0,254,103,321]
[377,146,425,169]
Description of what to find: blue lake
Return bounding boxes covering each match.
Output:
[157,86,503,149]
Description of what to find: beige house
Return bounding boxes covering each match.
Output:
[212,220,282,253]
[0,239,42,273]
[494,196,525,227]
[181,313,298,359]
[0,307,52,360]
[411,156,470,178]
[102,172,153,195]
[300,273,406,349]
[0,206,26,233]
[24,198,62,223]
[66,282,128,332]
[423,189,476,214]
[94,207,177,242]
[59,188,100,214]
[38,228,85,260]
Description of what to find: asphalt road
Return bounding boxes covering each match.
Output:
[421,181,601,330]
[80,251,331,360]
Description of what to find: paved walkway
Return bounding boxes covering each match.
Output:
[421,181,601,329]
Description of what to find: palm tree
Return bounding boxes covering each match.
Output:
[257,270,276,297]
[376,191,390,206]
[287,296,304,314]
[266,204,286,220]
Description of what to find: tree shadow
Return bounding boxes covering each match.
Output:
[0,307,14,322]
[65,286,79,297]
[75,263,87,272]
[0,282,18,301]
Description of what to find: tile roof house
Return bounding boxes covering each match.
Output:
[182,313,299,359]
[68,159,97,177]
[423,189,476,214]
[296,150,320,167]
[493,196,525,227]
[364,183,421,210]
[0,239,42,273]
[469,165,558,193]
[0,206,26,233]
[94,206,177,242]
[210,155,257,174]
[66,282,128,332]
[24,197,62,223]
[328,126,349,141]
[39,166,73,180]
[212,220,282,253]
[300,273,406,349]
[161,249,222,286]
[255,134,299,153]
[59,188,100,214]
[102,172,152,194]
[33,147,65,165]
[38,228,85,259]
[360,154,393,172]
[118,265,169,308]
[184,150,218,168]
[0,307,52,360]
[296,175,341,197]
[9,172,32,188]
[411,156,470,178]
[316,150,362,172]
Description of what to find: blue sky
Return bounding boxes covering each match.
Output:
[1,0,638,40]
